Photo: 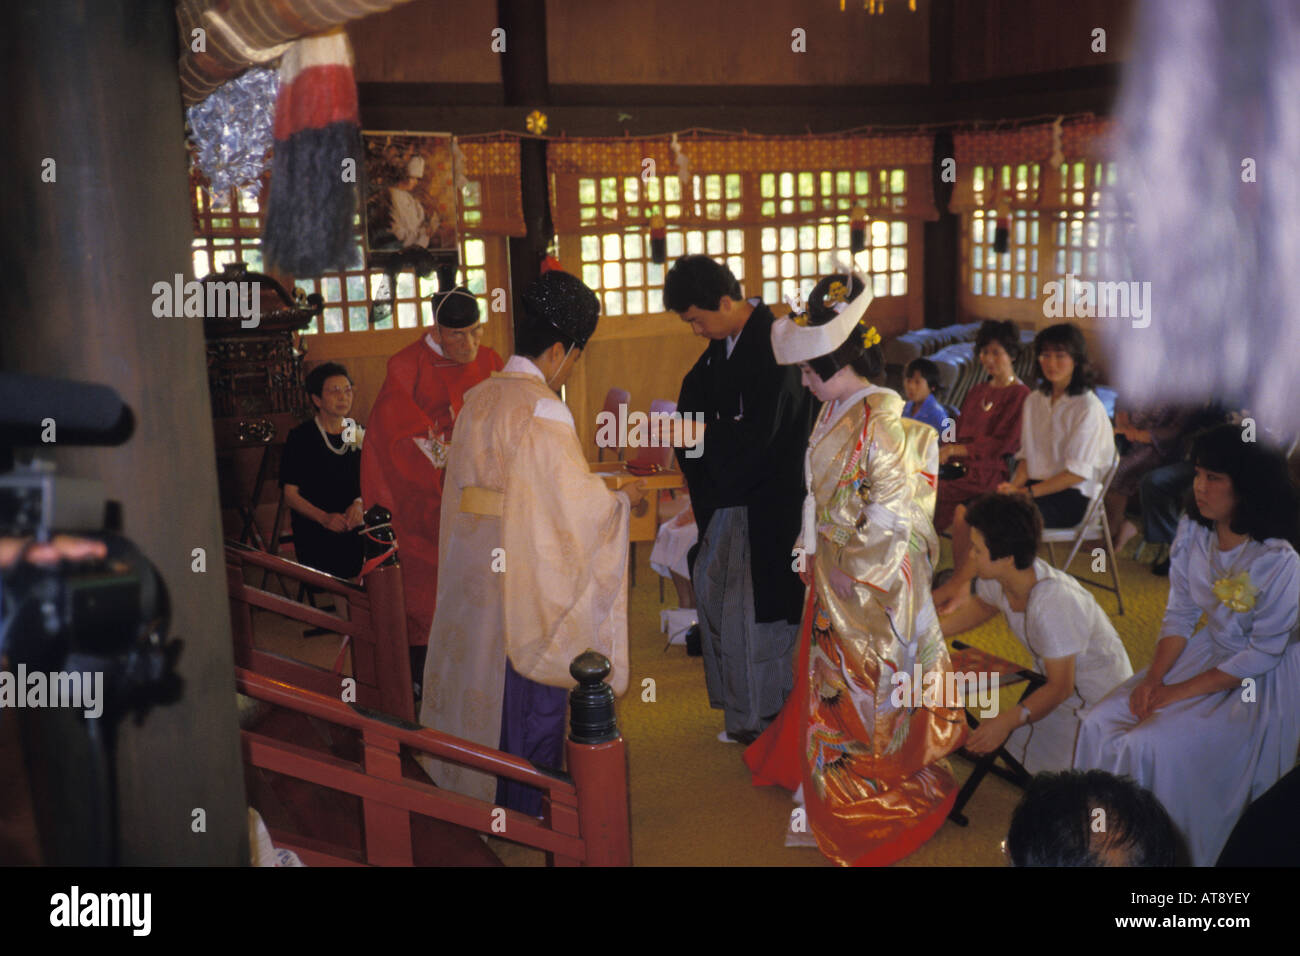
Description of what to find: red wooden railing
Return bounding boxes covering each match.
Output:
[227,513,631,866]
[226,539,414,721]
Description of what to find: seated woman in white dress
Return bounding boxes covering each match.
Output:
[650,504,699,644]
[939,493,1132,774]
[936,322,1114,613]
[1074,424,1300,866]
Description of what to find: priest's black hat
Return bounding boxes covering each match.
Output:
[431,287,481,328]
[520,271,601,349]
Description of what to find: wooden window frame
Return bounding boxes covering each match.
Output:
[557,164,921,333]
[960,160,1118,327]
[189,169,510,347]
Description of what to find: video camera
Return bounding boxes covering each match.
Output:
[0,372,183,722]
[0,372,184,864]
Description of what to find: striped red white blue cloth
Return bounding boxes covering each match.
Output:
[262,29,362,277]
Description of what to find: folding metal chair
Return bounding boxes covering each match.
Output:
[947,640,1046,827]
[1041,449,1124,614]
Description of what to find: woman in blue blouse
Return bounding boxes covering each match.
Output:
[1075,424,1300,865]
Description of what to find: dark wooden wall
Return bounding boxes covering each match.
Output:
[350,0,501,84]
[350,0,1132,130]
[0,0,248,864]
[951,0,1133,81]
[545,0,930,87]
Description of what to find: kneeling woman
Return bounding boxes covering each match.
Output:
[1074,424,1300,865]
[744,273,967,866]
[940,493,1133,774]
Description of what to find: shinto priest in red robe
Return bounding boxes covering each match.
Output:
[360,287,504,678]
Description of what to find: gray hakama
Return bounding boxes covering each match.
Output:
[693,507,799,740]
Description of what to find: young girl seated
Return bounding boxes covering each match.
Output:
[901,357,948,433]
[1074,424,1300,866]
[935,322,1113,612]
[939,493,1133,774]
[743,271,966,866]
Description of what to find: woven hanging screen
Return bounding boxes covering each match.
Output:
[547,132,937,234]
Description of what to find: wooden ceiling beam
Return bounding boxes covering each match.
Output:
[359,64,1120,136]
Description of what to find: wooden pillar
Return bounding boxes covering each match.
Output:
[499,0,552,320]
[926,128,960,327]
[0,1,247,863]
[924,0,959,327]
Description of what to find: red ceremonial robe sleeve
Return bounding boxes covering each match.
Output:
[360,346,503,644]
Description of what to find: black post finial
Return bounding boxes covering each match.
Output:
[363,504,400,570]
[568,650,619,744]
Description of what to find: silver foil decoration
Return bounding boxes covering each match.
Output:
[1100,0,1300,440]
[186,68,280,199]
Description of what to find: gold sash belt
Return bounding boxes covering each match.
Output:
[459,486,504,516]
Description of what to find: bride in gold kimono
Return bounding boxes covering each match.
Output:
[744,271,967,866]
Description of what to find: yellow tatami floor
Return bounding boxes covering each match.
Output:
[255,536,1171,866]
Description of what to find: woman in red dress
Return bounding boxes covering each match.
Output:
[935,320,1030,570]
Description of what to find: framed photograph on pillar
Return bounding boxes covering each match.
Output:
[362,131,461,273]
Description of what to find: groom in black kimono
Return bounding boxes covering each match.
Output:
[662,255,817,744]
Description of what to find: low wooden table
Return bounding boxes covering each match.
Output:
[590,462,686,586]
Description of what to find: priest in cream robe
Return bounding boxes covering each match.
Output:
[418,271,644,815]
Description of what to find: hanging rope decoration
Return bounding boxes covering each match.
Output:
[1049,115,1066,169]
[670,133,696,215]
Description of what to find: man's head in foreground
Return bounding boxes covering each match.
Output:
[514,270,601,390]
[664,254,747,341]
[1005,769,1183,866]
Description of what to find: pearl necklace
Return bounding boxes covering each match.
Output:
[314,416,352,456]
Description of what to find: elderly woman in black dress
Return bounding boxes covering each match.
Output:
[279,362,366,578]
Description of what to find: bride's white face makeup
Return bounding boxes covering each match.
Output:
[799,363,861,403]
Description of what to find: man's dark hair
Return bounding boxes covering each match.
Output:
[305,362,351,398]
[975,319,1021,362]
[663,255,742,313]
[1006,770,1183,866]
[514,317,574,359]
[513,272,601,359]
[1032,322,1096,396]
[905,357,941,395]
[964,492,1042,570]
[803,273,884,381]
[1185,422,1300,548]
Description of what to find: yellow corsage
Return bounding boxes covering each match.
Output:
[860,325,882,348]
[792,312,809,327]
[1212,571,1259,613]
[825,281,849,305]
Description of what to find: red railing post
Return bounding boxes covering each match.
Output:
[564,651,631,867]
[360,729,414,866]
[360,505,414,721]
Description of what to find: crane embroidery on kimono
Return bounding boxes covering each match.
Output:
[806,722,872,797]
